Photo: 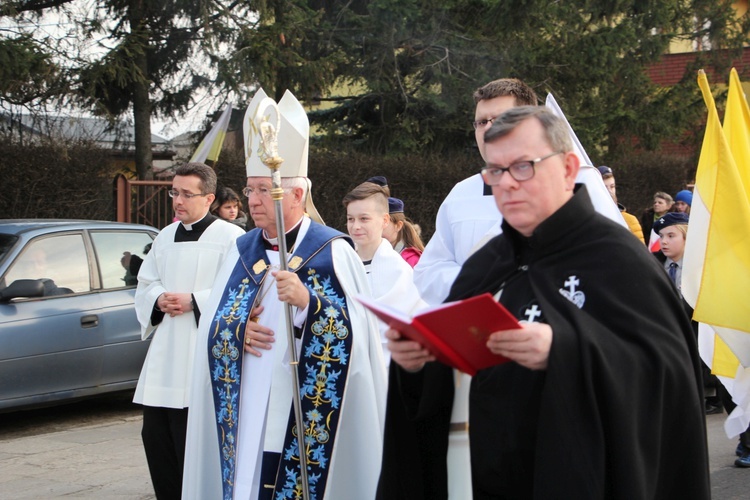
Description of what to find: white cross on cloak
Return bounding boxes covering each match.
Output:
[564,276,580,293]
[524,304,542,322]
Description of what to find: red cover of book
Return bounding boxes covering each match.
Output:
[357,293,521,376]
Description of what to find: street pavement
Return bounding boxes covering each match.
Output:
[0,396,748,499]
[0,397,152,499]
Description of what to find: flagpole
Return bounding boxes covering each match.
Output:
[258,114,312,500]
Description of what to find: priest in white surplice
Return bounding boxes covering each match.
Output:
[182,89,386,500]
[134,162,245,499]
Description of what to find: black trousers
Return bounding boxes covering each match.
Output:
[141,405,189,500]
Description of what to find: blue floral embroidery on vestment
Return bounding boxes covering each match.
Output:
[311,272,346,309]
[274,467,321,500]
[274,266,353,499]
[208,230,354,500]
[208,276,255,500]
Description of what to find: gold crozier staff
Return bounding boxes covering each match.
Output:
[253,97,311,500]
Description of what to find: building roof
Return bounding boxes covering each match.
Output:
[0,113,172,151]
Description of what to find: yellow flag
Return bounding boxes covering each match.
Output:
[685,70,750,369]
[712,338,739,377]
[709,68,750,375]
[190,104,233,164]
[723,68,750,204]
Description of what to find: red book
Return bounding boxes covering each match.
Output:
[357,293,521,376]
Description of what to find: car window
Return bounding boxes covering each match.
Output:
[0,234,18,265]
[90,230,154,289]
[3,233,90,294]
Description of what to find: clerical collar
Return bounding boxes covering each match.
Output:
[175,212,217,242]
[182,212,213,231]
[262,218,303,251]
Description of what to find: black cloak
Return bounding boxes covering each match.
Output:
[377,185,710,499]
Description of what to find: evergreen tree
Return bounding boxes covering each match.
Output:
[229,0,750,158]
[3,0,750,170]
[74,0,247,179]
[1,0,247,179]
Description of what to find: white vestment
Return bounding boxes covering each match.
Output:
[182,218,387,500]
[412,174,494,500]
[133,219,244,408]
[366,239,425,366]
[413,173,500,306]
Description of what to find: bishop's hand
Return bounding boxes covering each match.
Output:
[273,270,309,309]
[244,305,275,356]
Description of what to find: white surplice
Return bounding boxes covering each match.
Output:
[366,239,426,366]
[133,219,244,408]
[413,173,500,307]
[412,173,496,499]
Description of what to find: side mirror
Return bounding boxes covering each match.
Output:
[0,279,46,302]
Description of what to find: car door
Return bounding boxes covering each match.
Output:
[88,229,155,387]
[0,231,105,408]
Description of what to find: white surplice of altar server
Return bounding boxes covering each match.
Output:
[133,162,245,500]
[182,89,387,500]
[342,181,425,367]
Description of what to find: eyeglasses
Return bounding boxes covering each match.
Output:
[242,186,272,198]
[242,186,293,198]
[481,151,563,184]
[168,189,207,199]
[472,117,496,129]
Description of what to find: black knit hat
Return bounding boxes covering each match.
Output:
[653,212,689,233]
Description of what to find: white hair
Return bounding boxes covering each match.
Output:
[281,176,310,201]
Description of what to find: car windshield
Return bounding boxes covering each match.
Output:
[0,234,18,265]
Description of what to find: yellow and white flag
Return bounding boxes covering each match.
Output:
[687,69,750,438]
[722,69,750,207]
[190,104,233,164]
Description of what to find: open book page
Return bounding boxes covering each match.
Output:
[355,294,412,324]
[356,294,459,322]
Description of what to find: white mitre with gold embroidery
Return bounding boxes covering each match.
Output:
[243,88,323,223]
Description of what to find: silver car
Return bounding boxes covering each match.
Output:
[0,220,158,411]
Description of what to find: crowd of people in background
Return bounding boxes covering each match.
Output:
[131,78,733,500]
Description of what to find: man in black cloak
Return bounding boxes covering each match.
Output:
[378,106,710,499]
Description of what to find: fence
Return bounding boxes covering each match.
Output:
[114,174,173,229]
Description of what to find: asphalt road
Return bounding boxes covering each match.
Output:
[0,392,748,498]
[0,392,152,499]
[0,392,141,440]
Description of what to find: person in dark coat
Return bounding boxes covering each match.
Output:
[380,106,710,499]
[639,191,674,240]
[210,186,248,230]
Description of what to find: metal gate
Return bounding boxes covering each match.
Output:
[114,174,173,229]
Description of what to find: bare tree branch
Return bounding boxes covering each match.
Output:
[2,0,76,16]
